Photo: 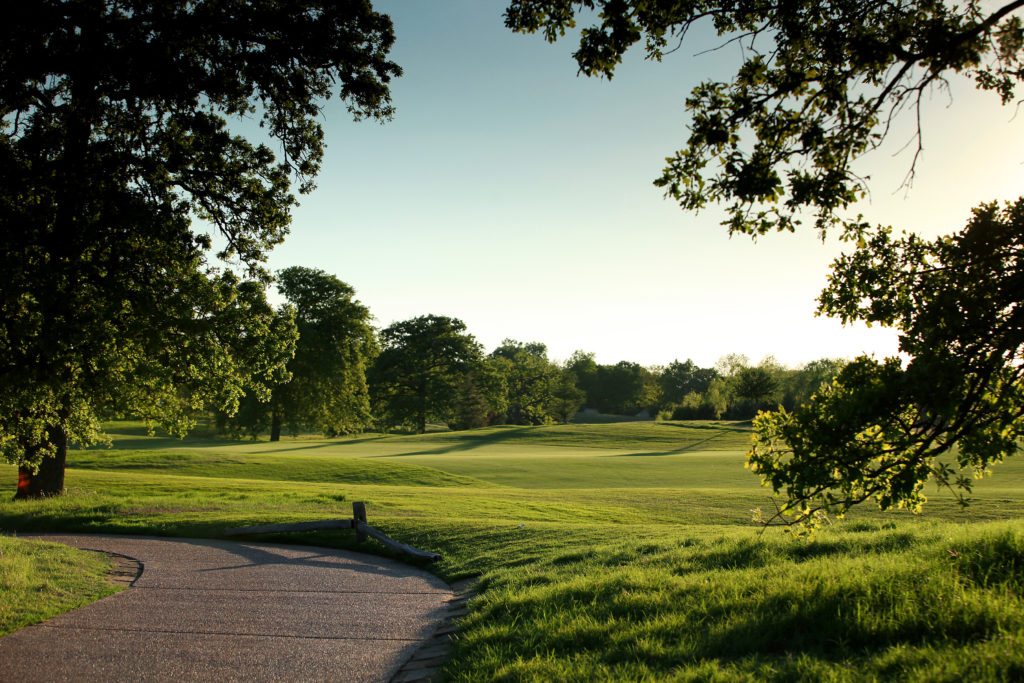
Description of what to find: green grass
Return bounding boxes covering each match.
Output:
[2,419,1023,680]
[0,536,121,635]
[67,449,492,487]
[410,520,1024,681]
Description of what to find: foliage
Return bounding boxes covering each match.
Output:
[488,340,570,425]
[547,370,587,423]
[0,0,399,492]
[505,0,1024,236]
[274,267,376,438]
[369,315,483,433]
[448,364,508,431]
[217,268,376,440]
[670,390,719,420]
[574,358,661,416]
[734,365,781,408]
[565,350,600,405]
[666,356,845,420]
[750,201,1024,529]
[779,358,848,411]
[507,0,1024,523]
[660,359,718,404]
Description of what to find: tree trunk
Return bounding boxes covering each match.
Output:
[270,410,282,442]
[13,426,68,499]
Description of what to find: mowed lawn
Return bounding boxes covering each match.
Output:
[2,420,1024,680]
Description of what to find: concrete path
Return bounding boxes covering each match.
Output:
[0,534,453,682]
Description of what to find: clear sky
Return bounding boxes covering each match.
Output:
[263,0,1024,369]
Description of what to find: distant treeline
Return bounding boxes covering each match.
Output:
[217,267,847,438]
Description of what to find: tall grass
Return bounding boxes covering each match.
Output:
[410,520,1024,681]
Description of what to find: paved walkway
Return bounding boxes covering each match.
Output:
[0,534,454,682]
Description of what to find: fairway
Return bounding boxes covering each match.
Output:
[63,420,760,491]
[3,419,1024,681]
[62,419,1024,505]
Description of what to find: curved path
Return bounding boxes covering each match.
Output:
[0,534,453,682]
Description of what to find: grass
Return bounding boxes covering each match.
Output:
[420,521,1024,681]
[2,419,1023,680]
[0,536,121,636]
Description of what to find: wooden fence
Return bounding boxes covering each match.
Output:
[223,501,441,562]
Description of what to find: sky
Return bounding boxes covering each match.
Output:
[262,0,1024,369]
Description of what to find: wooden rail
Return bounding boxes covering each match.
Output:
[223,502,441,562]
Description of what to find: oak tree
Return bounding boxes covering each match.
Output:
[217,267,377,441]
[490,339,561,425]
[751,201,1024,527]
[369,315,483,433]
[506,0,1024,236]
[1,0,400,496]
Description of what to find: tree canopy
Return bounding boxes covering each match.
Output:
[369,315,483,433]
[217,267,376,441]
[506,0,1024,236]
[1,0,400,495]
[751,200,1024,528]
[660,359,718,405]
[507,0,1024,525]
[489,340,561,425]
[273,267,376,439]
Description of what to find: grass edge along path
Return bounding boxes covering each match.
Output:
[380,518,1024,682]
[2,420,1024,680]
[0,536,121,636]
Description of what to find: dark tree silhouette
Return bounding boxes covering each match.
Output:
[1,1,400,496]
[369,316,483,434]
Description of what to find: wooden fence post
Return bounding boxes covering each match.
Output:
[223,500,441,561]
[353,501,367,543]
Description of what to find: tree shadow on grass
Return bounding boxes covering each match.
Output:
[80,436,225,451]
[1,512,448,574]
[370,427,538,457]
[656,420,753,432]
[607,433,731,457]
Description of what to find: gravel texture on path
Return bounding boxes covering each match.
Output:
[0,534,453,682]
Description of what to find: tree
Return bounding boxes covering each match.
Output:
[273,267,376,439]
[507,0,1024,523]
[750,201,1024,528]
[213,307,298,440]
[1,1,400,496]
[780,358,848,411]
[369,315,483,433]
[506,0,1024,236]
[661,359,718,404]
[448,361,509,430]
[489,339,560,425]
[547,369,587,424]
[220,267,376,440]
[594,361,657,416]
[734,365,780,412]
[566,350,600,408]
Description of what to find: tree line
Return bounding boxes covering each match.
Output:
[216,266,848,439]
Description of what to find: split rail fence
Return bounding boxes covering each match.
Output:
[224,501,441,562]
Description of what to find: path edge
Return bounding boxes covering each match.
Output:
[390,577,478,683]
